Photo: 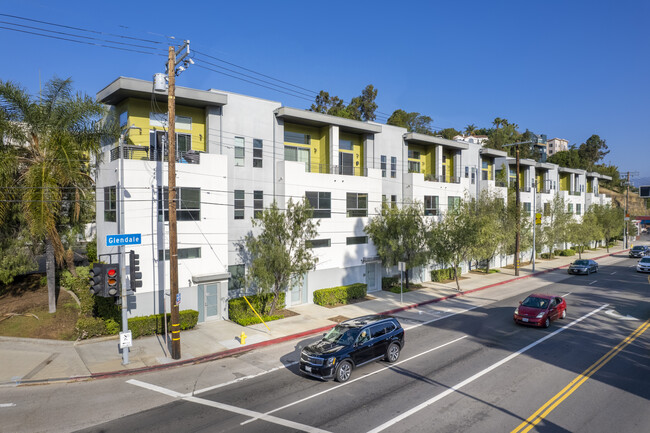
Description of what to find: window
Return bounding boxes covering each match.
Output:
[382,195,387,206]
[391,156,397,178]
[408,161,421,173]
[104,186,117,222]
[448,196,460,211]
[482,161,489,180]
[234,190,245,220]
[339,139,353,151]
[407,149,420,159]
[307,239,331,248]
[465,166,469,178]
[346,236,368,245]
[346,193,368,217]
[177,133,191,154]
[524,202,531,213]
[285,131,310,144]
[567,203,574,214]
[391,195,397,208]
[306,191,331,218]
[254,190,264,219]
[576,204,582,215]
[381,155,387,177]
[234,136,245,166]
[158,247,201,261]
[424,196,439,216]
[119,111,128,127]
[471,168,476,184]
[544,202,551,216]
[285,146,311,171]
[228,264,245,292]
[253,139,263,168]
[157,187,200,222]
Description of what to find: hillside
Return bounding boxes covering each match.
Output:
[600,187,649,216]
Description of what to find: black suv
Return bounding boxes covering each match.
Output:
[299,315,404,383]
[629,245,648,258]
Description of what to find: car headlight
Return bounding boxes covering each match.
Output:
[326,357,336,366]
[514,308,519,315]
[536,312,545,318]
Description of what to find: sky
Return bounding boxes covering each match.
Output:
[2,0,649,181]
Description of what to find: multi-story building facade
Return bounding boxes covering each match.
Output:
[547,137,569,156]
[95,77,611,321]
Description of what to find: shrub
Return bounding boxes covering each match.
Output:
[540,253,552,259]
[430,267,461,282]
[86,237,97,263]
[382,276,399,290]
[229,292,286,325]
[553,249,563,256]
[559,249,576,256]
[76,317,106,339]
[313,283,367,306]
[236,315,284,326]
[128,309,199,339]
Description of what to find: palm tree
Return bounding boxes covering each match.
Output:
[464,124,478,136]
[0,77,116,312]
[492,117,503,130]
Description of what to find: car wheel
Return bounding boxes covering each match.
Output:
[335,360,352,383]
[543,317,550,328]
[561,310,566,319]
[386,343,401,363]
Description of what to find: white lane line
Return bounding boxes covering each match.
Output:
[0,403,16,408]
[128,380,330,433]
[365,303,610,433]
[403,305,481,331]
[589,280,598,285]
[610,271,617,275]
[193,362,298,395]
[240,335,468,426]
[561,292,572,297]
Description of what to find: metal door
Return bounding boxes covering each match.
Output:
[366,263,377,292]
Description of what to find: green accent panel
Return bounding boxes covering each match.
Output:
[560,173,570,191]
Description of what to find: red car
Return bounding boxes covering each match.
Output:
[513,294,567,328]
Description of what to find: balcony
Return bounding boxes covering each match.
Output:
[109,145,201,164]
[539,188,551,194]
[306,163,368,177]
[569,191,582,196]
[424,174,460,184]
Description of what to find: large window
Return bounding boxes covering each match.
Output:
[157,187,200,222]
[391,156,397,178]
[254,190,264,219]
[228,264,245,292]
[576,204,582,215]
[307,239,331,248]
[177,133,191,154]
[408,161,421,173]
[346,193,368,217]
[104,186,117,222]
[285,146,311,171]
[482,161,489,180]
[567,203,574,214]
[234,136,245,166]
[253,139,263,168]
[339,139,353,151]
[524,202,532,213]
[285,131,310,144]
[424,196,439,216]
[448,196,460,211]
[158,247,201,261]
[381,155,387,177]
[346,236,368,245]
[391,195,397,208]
[407,149,420,159]
[234,190,245,220]
[306,191,331,218]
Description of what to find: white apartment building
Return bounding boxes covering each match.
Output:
[95,77,611,321]
[547,137,569,156]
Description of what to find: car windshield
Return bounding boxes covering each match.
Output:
[632,246,645,251]
[574,260,589,266]
[640,258,650,263]
[323,325,361,346]
[521,297,549,309]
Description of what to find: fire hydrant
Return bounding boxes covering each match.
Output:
[240,331,247,345]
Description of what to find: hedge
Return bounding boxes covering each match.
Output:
[382,276,399,290]
[229,292,286,325]
[430,267,461,282]
[313,283,367,306]
[76,310,199,340]
[559,249,576,256]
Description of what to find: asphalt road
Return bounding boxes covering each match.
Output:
[2,253,649,433]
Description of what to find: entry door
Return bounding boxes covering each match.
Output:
[198,283,220,323]
[290,274,307,305]
[339,152,354,175]
[366,263,377,292]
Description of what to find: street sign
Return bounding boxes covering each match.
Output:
[639,186,650,198]
[106,233,142,246]
[535,213,542,225]
[398,262,406,272]
[119,331,132,349]
[176,293,181,306]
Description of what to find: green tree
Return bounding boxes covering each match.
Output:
[240,199,319,314]
[578,135,609,170]
[365,201,429,289]
[310,85,378,121]
[386,109,434,135]
[568,211,602,258]
[591,204,623,252]
[429,198,477,290]
[0,77,115,312]
[464,124,478,135]
[547,149,585,169]
[437,128,461,140]
[540,195,571,257]
[469,190,508,273]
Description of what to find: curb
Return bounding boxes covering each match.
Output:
[10,248,628,386]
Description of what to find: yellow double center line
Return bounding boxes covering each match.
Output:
[511,318,650,433]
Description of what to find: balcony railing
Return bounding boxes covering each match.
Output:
[539,188,551,194]
[424,174,460,184]
[495,181,508,188]
[569,191,582,196]
[109,145,201,164]
[305,163,368,177]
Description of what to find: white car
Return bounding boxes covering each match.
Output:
[637,257,650,273]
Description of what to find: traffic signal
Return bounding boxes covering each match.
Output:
[89,263,104,296]
[105,264,120,297]
[129,250,142,291]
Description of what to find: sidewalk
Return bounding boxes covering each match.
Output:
[0,245,631,386]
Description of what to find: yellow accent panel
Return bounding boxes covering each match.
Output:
[284,123,327,173]
[425,147,435,176]
[407,144,426,174]
[340,131,364,175]
[443,149,455,181]
[536,173,543,188]
[587,179,593,193]
[487,161,493,180]
[559,173,569,191]
[117,98,207,152]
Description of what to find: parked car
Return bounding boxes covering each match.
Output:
[629,245,648,258]
[299,315,404,383]
[567,259,599,275]
[637,257,650,273]
[514,294,567,328]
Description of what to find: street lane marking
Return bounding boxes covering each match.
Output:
[365,304,610,433]
[610,271,617,275]
[589,280,598,285]
[604,309,638,321]
[402,305,481,331]
[0,403,16,408]
[240,335,468,426]
[510,318,650,433]
[128,379,330,433]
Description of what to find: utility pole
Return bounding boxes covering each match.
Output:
[164,40,192,360]
[623,171,639,249]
